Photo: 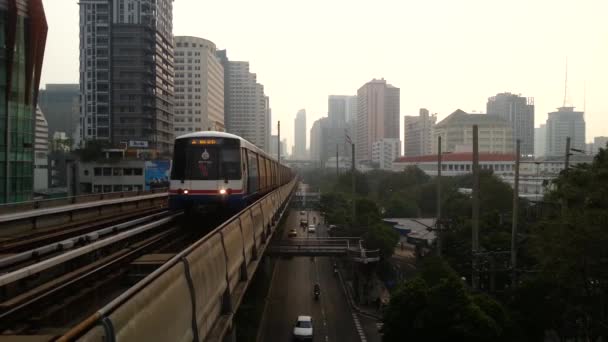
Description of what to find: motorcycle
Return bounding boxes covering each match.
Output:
[314,289,320,300]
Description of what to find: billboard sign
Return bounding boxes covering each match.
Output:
[129,140,149,148]
[144,160,171,190]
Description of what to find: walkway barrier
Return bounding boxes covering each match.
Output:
[61,179,297,342]
[0,188,168,215]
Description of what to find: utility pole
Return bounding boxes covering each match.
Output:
[351,143,356,224]
[277,121,281,163]
[564,136,571,172]
[472,125,480,290]
[436,135,442,256]
[336,144,339,178]
[511,139,520,287]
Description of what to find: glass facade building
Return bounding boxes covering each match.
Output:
[0,0,48,203]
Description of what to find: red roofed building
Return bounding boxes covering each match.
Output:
[392,152,516,176]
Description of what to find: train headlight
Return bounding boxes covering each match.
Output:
[219,189,227,195]
[183,189,189,194]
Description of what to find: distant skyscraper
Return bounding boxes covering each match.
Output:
[545,107,585,156]
[1,0,47,203]
[38,84,80,148]
[79,0,175,153]
[403,108,436,157]
[35,107,49,191]
[327,95,355,163]
[534,124,546,157]
[593,136,608,154]
[174,36,224,135]
[294,109,307,159]
[487,93,535,155]
[356,79,400,162]
[372,138,401,170]
[433,110,513,154]
[310,117,329,162]
[217,50,269,151]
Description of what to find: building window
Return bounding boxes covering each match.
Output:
[134,168,143,176]
[103,167,111,176]
[94,167,102,176]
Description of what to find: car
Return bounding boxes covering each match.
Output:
[300,219,308,227]
[307,224,316,233]
[293,315,313,341]
[300,210,306,215]
[288,228,298,237]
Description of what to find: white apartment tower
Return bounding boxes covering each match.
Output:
[372,138,401,170]
[216,50,270,151]
[294,109,307,159]
[403,108,436,157]
[174,36,224,135]
[545,106,585,156]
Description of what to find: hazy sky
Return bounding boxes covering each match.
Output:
[41,0,608,150]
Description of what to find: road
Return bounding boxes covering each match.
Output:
[259,208,365,342]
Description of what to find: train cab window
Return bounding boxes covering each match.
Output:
[188,146,219,180]
[220,147,241,180]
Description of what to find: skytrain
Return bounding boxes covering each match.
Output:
[169,131,293,212]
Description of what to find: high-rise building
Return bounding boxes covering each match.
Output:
[79,0,175,154]
[356,79,400,162]
[216,50,269,151]
[328,95,356,161]
[0,0,47,203]
[403,108,436,157]
[38,84,80,148]
[432,109,513,154]
[173,36,224,135]
[294,109,307,159]
[487,93,535,155]
[534,124,546,157]
[310,117,329,163]
[593,136,608,154]
[34,107,49,191]
[372,138,401,170]
[545,107,585,156]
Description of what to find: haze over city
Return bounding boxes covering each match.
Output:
[42,0,608,150]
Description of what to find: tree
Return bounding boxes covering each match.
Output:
[383,197,419,218]
[382,257,508,341]
[75,140,110,162]
[520,147,608,340]
[363,224,399,259]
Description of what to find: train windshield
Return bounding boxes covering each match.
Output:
[171,138,241,181]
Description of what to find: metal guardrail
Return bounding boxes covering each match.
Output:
[267,237,381,261]
[0,188,168,215]
[59,180,297,342]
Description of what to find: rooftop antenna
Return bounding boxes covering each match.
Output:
[563,57,568,107]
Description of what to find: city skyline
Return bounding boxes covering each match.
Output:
[41,0,608,150]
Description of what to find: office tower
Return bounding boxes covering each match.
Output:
[356,79,400,162]
[403,108,436,157]
[432,109,513,154]
[38,84,80,148]
[79,0,175,154]
[34,107,49,190]
[294,109,307,159]
[487,93,535,155]
[372,138,401,170]
[310,117,329,162]
[328,95,356,161]
[593,136,608,154]
[174,36,224,135]
[535,124,546,157]
[216,50,269,151]
[545,107,585,156]
[0,0,47,203]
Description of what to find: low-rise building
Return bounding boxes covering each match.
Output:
[393,153,516,176]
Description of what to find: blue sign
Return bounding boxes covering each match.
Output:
[145,160,171,190]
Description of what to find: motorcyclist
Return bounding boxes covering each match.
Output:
[313,283,320,295]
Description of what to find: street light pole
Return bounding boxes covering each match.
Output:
[511,139,520,287]
[436,135,442,256]
[351,143,356,225]
[472,125,480,290]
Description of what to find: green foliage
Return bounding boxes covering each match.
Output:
[75,140,110,162]
[363,224,399,259]
[382,257,508,341]
[383,197,419,217]
[515,146,608,340]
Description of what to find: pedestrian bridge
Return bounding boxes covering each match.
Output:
[267,238,381,263]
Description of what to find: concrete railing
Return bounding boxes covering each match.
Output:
[0,188,168,215]
[59,179,297,342]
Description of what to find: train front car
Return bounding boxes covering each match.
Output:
[169,132,245,213]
